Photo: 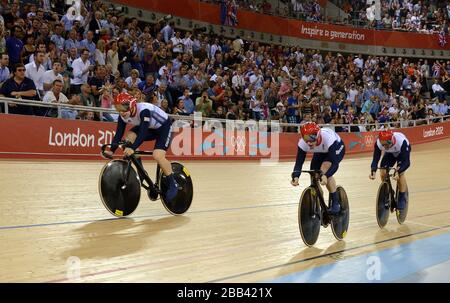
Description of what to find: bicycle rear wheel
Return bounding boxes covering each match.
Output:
[298,187,321,247]
[396,185,409,224]
[99,160,141,217]
[159,162,193,215]
[376,182,390,228]
[331,186,350,241]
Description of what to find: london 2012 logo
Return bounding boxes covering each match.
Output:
[349,133,376,150]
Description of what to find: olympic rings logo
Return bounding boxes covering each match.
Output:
[365,135,375,147]
[231,136,246,152]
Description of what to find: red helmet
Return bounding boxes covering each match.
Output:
[378,130,394,146]
[114,92,137,114]
[300,122,320,142]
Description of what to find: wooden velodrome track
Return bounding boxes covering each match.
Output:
[0,139,449,282]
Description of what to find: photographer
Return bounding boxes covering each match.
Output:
[195,89,213,117]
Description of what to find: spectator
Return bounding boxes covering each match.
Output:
[432,78,447,101]
[225,103,237,120]
[177,88,195,115]
[70,48,92,95]
[88,65,107,105]
[213,105,226,119]
[61,7,77,32]
[173,98,189,115]
[366,1,376,27]
[412,99,427,122]
[106,40,119,74]
[42,79,69,118]
[20,35,35,64]
[154,83,172,107]
[286,90,300,125]
[125,68,142,90]
[50,23,65,54]
[42,60,64,94]
[208,79,226,110]
[89,11,106,43]
[271,101,286,123]
[0,53,10,83]
[79,31,96,64]
[0,63,37,115]
[80,110,95,120]
[232,36,244,52]
[250,87,264,121]
[142,43,160,78]
[171,31,184,54]
[94,39,106,66]
[195,89,213,117]
[160,98,170,113]
[24,50,46,99]
[79,83,97,107]
[138,74,157,97]
[161,21,175,44]
[431,98,449,116]
[6,26,24,66]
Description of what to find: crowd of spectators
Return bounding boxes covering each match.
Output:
[205,0,323,21]
[206,0,450,34]
[348,0,450,33]
[0,0,449,133]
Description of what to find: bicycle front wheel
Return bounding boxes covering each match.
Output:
[99,160,141,217]
[298,187,321,247]
[376,182,391,228]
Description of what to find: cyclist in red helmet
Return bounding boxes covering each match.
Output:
[102,91,179,203]
[291,122,346,215]
[370,129,411,213]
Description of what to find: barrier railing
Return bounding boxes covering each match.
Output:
[1,96,449,133]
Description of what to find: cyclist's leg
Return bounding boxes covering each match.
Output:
[310,153,336,192]
[310,153,327,177]
[320,161,336,193]
[152,121,178,202]
[379,153,396,182]
[152,121,173,176]
[396,148,410,193]
[323,144,345,214]
[396,146,411,209]
[125,129,138,144]
[126,127,155,183]
[310,153,340,213]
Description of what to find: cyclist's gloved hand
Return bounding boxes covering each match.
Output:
[101,150,113,159]
[393,171,400,181]
[291,171,300,186]
[369,170,376,180]
[123,147,135,157]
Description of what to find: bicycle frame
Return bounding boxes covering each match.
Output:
[379,166,397,210]
[101,143,161,199]
[302,170,332,223]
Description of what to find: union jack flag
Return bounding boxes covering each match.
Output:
[438,31,447,47]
